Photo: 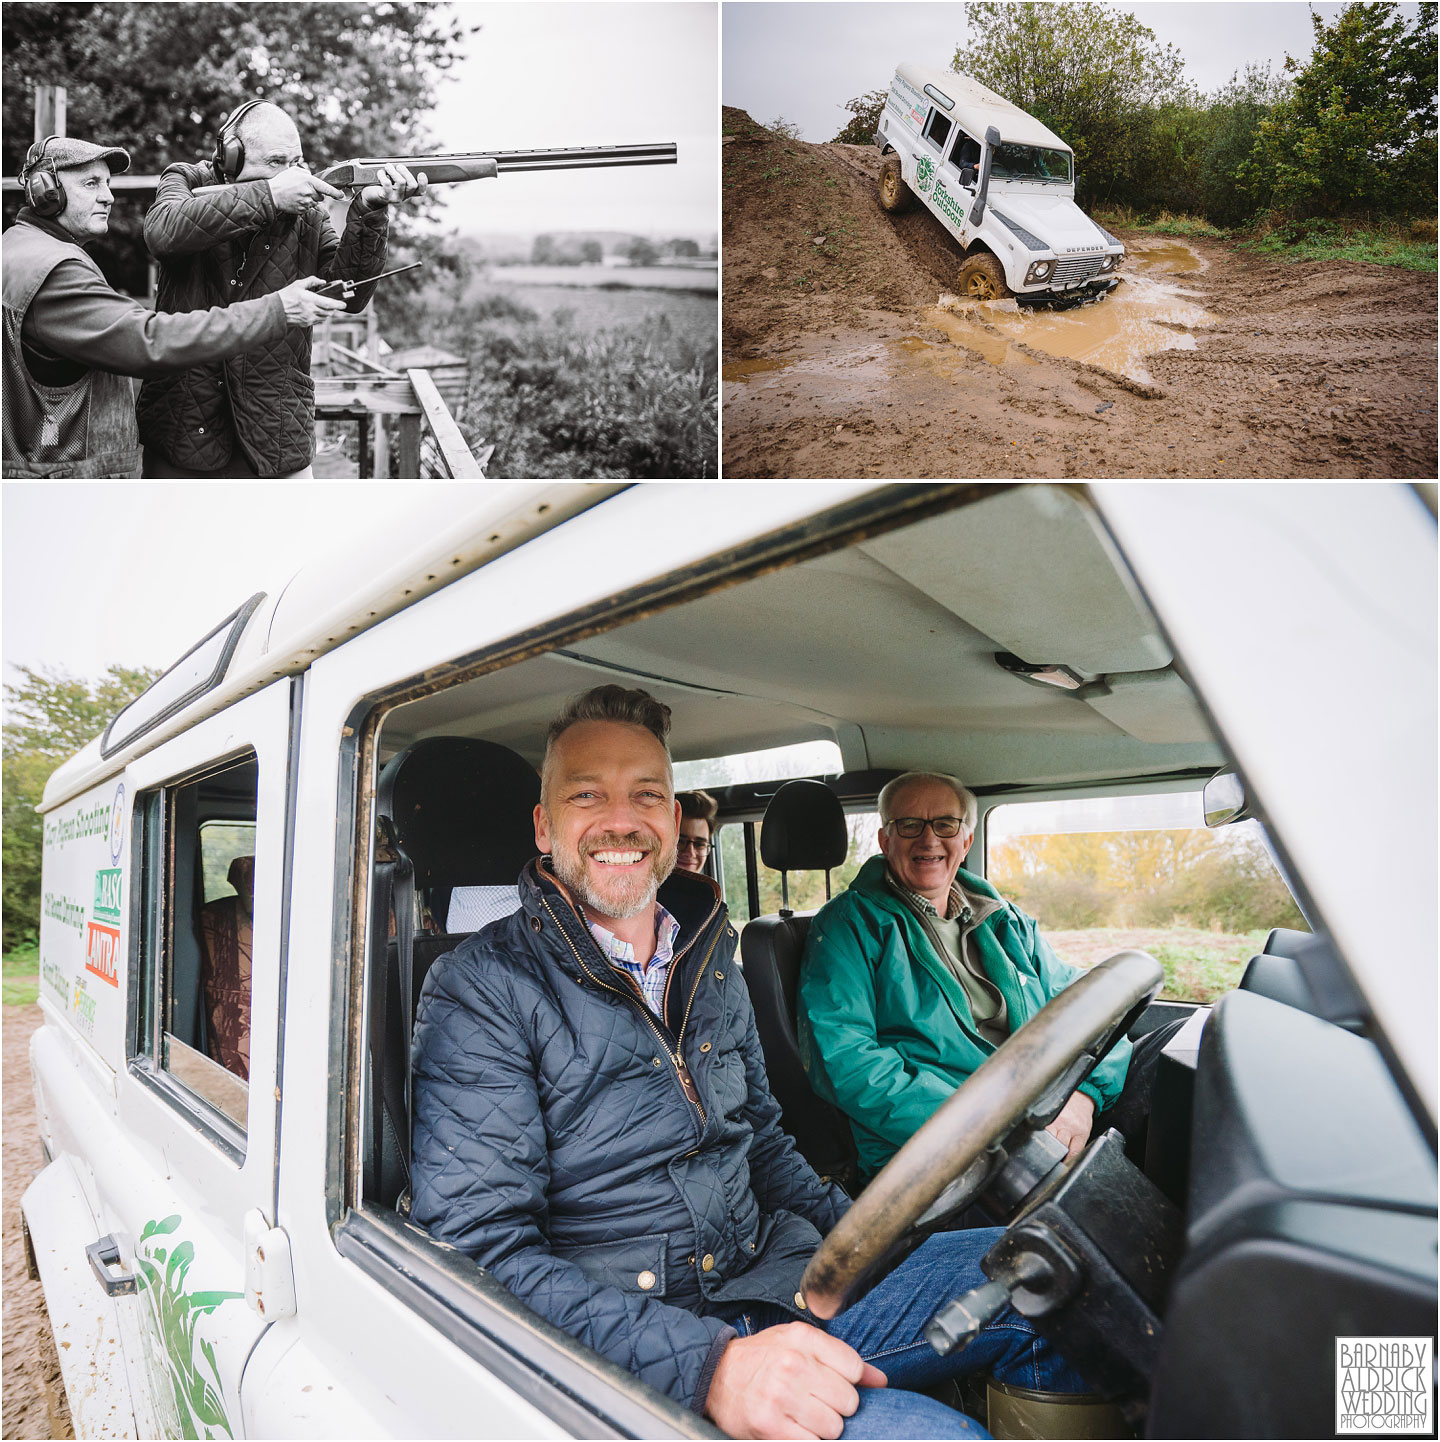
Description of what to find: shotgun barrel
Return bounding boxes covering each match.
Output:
[318,142,677,188]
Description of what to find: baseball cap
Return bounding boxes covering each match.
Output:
[21,136,132,182]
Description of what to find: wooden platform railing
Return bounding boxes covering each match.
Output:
[313,313,489,477]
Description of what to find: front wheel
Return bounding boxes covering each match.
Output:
[877,155,915,214]
[958,252,1010,300]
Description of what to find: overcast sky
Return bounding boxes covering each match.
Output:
[1,483,483,684]
[722,2,1423,142]
[418,1,717,236]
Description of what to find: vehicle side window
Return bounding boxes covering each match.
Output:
[922,108,953,151]
[134,752,258,1135]
[946,129,981,178]
[754,809,882,918]
[717,821,753,925]
[985,790,1307,1003]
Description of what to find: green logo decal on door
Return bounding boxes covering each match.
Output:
[136,1215,243,1439]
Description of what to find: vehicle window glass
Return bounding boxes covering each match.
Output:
[755,809,882,918]
[922,108,953,151]
[986,790,1307,1003]
[717,821,752,925]
[135,752,257,1132]
[200,820,257,903]
[946,129,980,177]
[673,739,842,790]
[988,141,1072,183]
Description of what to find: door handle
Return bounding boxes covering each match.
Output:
[86,1234,138,1296]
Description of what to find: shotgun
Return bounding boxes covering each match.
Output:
[190,142,676,197]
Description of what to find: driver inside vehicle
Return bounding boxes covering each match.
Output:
[796,772,1184,1182]
[410,687,1093,1439]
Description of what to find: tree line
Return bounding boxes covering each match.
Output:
[3,665,159,951]
[834,0,1437,229]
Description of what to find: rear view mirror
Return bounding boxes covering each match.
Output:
[1203,770,1253,827]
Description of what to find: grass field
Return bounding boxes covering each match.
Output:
[3,942,39,1007]
[1046,926,1269,1004]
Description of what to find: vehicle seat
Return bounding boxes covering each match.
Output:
[1238,926,1365,1032]
[740,779,859,1190]
[370,736,541,1209]
[198,854,255,1081]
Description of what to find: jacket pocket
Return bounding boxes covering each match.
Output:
[557,1232,669,1297]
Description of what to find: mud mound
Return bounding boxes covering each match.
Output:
[722,108,966,352]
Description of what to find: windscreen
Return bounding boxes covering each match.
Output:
[990,141,1072,183]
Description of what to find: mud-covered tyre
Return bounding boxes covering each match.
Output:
[877,155,915,214]
[958,252,1010,300]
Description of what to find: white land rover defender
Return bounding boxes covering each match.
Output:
[875,62,1125,305]
[19,483,1436,1440]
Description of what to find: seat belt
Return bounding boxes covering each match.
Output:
[368,818,414,1204]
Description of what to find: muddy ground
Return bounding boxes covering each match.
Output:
[721,109,1438,479]
[4,1004,73,1441]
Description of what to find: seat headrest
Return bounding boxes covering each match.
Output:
[760,779,848,873]
[226,854,255,906]
[378,737,540,887]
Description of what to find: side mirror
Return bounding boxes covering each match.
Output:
[959,165,977,187]
[1203,770,1253,827]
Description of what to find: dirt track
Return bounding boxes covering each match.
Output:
[721,109,1438,479]
[4,1004,72,1440]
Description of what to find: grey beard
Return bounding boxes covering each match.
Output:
[551,833,678,920]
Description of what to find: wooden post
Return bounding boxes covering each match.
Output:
[34,86,66,143]
[367,307,389,477]
[357,416,371,478]
[396,414,421,478]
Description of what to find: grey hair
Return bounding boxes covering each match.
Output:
[541,684,673,802]
[878,771,978,831]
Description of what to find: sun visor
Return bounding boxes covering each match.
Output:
[859,487,1172,675]
[1084,668,1213,744]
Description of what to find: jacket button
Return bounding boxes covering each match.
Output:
[197,426,205,434]
[636,1270,656,1291]
[230,279,237,286]
[652,1057,663,1068]
[701,1254,715,1272]
[699,1042,711,1053]
[794,1292,808,1311]
[529,916,541,932]
[714,970,724,980]
[687,1255,696,1266]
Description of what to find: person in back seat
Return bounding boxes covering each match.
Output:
[797,772,1180,1180]
[410,688,1089,1439]
[675,789,718,873]
[199,854,254,1079]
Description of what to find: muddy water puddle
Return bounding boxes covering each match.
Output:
[911,241,1213,384]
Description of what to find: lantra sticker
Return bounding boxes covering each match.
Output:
[85,921,121,988]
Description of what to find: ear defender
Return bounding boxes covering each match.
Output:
[213,100,263,183]
[24,136,65,217]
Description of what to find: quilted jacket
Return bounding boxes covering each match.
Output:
[411,858,850,1413]
[137,161,388,475]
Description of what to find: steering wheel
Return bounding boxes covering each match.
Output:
[801,949,1163,1320]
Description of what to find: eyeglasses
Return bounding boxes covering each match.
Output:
[676,837,711,856]
[885,816,964,839]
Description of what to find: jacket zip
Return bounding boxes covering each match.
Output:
[539,892,720,1130]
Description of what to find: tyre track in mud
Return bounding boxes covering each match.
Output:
[721,108,1438,479]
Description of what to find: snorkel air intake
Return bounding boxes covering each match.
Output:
[969,124,1001,227]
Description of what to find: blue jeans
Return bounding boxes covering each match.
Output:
[731,1228,1088,1439]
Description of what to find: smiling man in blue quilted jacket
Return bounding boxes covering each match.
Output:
[410,686,1088,1440]
[138,101,426,478]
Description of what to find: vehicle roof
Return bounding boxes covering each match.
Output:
[895,62,1071,153]
[39,484,626,812]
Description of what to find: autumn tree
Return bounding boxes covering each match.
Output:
[3,664,160,949]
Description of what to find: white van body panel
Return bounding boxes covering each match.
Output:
[892,62,1068,152]
[22,1154,137,1438]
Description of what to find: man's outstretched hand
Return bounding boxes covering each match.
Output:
[705,1322,886,1440]
[1045,1089,1095,1160]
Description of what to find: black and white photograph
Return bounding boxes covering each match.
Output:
[3,1,718,479]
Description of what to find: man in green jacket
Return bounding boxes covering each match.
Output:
[798,771,1164,1181]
